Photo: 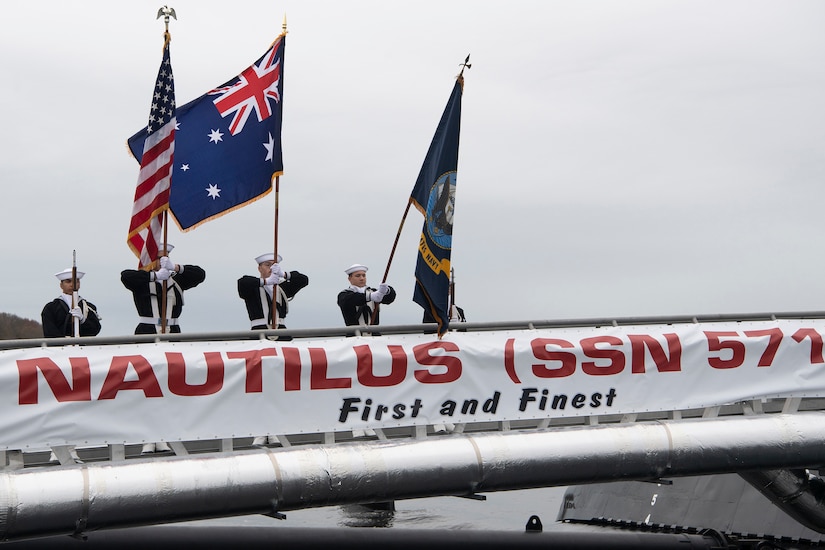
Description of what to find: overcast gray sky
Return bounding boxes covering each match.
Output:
[2,0,824,336]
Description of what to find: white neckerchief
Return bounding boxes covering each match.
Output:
[59,294,81,308]
[348,285,367,294]
[264,277,285,299]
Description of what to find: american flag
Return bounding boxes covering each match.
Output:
[127,38,176,269]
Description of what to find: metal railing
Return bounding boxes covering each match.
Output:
[4,309,825,350]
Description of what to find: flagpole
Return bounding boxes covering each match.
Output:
[272,14,287,329]
[161,210,169,334]
[157,6,175,335]
[270,14,288,331]
[371,201,413,325]
[272,174,280,329]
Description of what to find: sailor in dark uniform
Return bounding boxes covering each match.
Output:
[237,253,309,447]
[121,245,205,454]
[41,268,102,338]
[337,264,396,326]
[41,267,100,463]
[120,244,206,335]
[237,253,309,330]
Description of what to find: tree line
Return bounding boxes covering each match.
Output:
[0,313,42,340]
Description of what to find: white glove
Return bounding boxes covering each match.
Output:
[264,264,285,285]
[155,267,172,282]
[160,256,176,272]
[371,284,388,303]
[70,307,85,321]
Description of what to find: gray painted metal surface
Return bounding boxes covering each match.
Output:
[2,412,825,542]
[558,473,825,543]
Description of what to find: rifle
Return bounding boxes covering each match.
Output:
[71,250,80,337]
[449,267,456,319]
[449,268,466,322]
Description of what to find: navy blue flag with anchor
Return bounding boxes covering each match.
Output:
[128,34,285,231]
[410,76,463,336]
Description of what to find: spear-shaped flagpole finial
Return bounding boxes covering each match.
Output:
[459,54,472,76]
[156,5,177,33]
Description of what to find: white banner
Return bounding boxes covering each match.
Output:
[2,319,824,449]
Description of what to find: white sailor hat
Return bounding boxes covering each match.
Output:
[255,253,282,264]
[345,264,368,275]
[55,269,84,281]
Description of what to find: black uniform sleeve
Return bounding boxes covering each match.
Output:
[173,265,206,290]
[41,300,67,338]
[337,289,364,326]
[281,271,309,299]
[237,275,262,300]
[120,269,151,291]
[337,289,367,309]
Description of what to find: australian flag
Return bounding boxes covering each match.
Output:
[411,76,463,337]
[128,34,286,231]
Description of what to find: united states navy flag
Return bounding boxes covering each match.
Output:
[411,75,463,336]
[128,34,285,231]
